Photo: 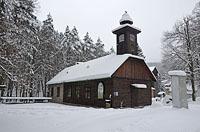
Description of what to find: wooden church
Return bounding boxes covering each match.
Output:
[47,12,156,108]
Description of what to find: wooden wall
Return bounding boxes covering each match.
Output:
[49,57,154,108]
[111,58,153,108]
[63,78,113,107]
[112,77,152,108]
[131,87,152,107]
[49,83,64,103]
[112,58,154,81]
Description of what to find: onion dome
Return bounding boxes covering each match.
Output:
[119,11,133,25]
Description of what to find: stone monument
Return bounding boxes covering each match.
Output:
[168,70,188,108]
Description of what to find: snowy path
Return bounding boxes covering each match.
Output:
[0,100,200,132]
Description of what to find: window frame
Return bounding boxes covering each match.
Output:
[57,87,60,97]
[75,86,80,98]
[97,82,104,99]
[85,87,91,99]
[51,87,54,97]
[67,87,72,98]
[119,34,125,43]
[130,34,135,42]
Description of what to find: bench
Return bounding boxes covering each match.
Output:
[0,97,52,104]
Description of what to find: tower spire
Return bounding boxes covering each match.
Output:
[119,11,133,25]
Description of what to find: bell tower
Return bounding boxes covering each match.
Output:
[112,11,141,55]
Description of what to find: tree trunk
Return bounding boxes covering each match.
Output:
[15,85,18,97]
[190,63,196,101]
[184,18,196,101]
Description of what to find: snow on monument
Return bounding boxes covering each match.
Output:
[168,70,188,109]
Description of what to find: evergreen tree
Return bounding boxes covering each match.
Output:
[70,26,82,55]
[61,26,82,66]
[0,0,110,97]
[36,13,57,96]
[82,32,95,60]
[13,0,39,97]
[63,26,71,45]
[109,47,115,54]
[137,45,145,58]
[0,0,39,97]
[94,37,106,58]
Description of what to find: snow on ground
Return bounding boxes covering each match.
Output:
[0,99,200,132]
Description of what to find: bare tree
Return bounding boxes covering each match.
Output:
[162,16,199,101]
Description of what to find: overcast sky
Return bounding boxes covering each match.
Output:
[37,0,198,62]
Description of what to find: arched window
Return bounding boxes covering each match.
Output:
[98,82,104,99]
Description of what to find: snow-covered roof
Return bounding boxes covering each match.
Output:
[131,84,147,89]
[47,54,152,85]
[168,70,186,76]
[112,23,141,33]
[119,12,133,24]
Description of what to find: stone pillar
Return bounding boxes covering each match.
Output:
[168,70,188,109]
